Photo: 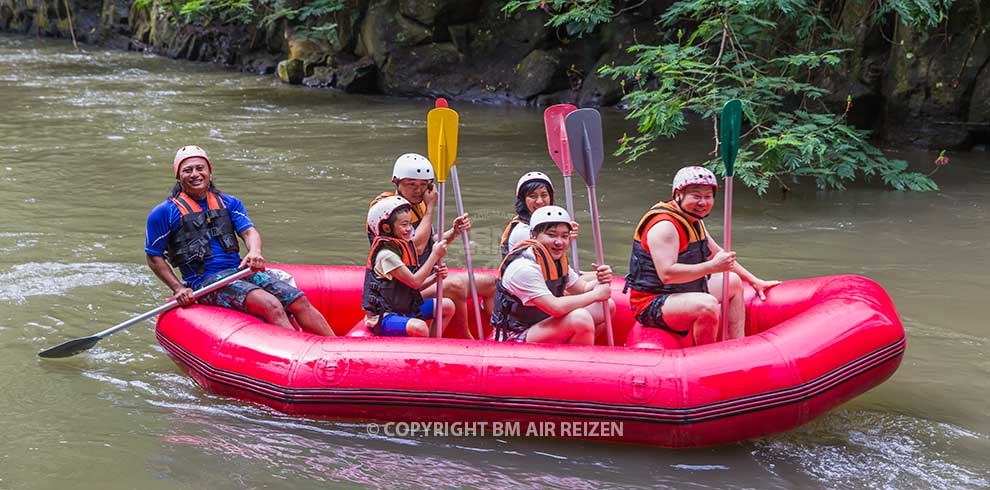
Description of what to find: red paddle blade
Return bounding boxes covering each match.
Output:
[435,98,448,108]
[544,104,578,176]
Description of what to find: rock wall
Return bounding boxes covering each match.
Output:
[2,0,987,150]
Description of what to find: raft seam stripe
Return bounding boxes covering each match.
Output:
[156,333,904,425]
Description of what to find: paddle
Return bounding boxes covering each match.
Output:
[37,267,254,358]
[434,98,484,340]
[718,99,742,341]
[543,104,580,269]
[564,108,614,347]
[427,104,458,338]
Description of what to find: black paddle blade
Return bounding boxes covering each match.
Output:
[564,108,605,187]
[37,335,102,358]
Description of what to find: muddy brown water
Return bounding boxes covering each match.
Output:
[1,34,988,489]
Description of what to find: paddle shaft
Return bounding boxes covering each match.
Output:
[101,267,255,338]
[563,176,580,269]
[432,183,446,338]
[449,167,485,340]
[38,267,254,358]
[586,185,614,347]
[720,177,734,341]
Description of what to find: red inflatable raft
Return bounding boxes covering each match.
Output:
[155,264,905,447]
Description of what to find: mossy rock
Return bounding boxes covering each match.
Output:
[277,58,305,85]
[511,49,560,99]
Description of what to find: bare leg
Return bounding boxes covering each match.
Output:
[658,292,720,345]
[245,289,293,330]
[438,297,455,335]
[286,296,335,336]
[523,308,595,345]
[422,274,472,339]
[585,298,616,339]
[474,272,497,314]
[406,318,429,337]
[709,272,745,339]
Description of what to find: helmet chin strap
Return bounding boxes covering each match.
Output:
[674,197,710,220]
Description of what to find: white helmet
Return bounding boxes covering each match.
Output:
[367,195,411,236]
[672,166,718,196]
[515,171,554,197]
[392,153,435,181]
[529,205,572,230]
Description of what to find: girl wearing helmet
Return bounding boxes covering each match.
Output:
[499,172,581,258]
[624,166,779,345]
[363,195,468,337]
[491,206,615,345]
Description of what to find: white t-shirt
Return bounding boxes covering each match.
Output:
[506,221,532,252]
[501,249,580,306]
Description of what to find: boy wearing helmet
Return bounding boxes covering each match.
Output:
[624,166,779,345]
[492,206,615,344]
[145,146,334,336]
[364,196,465,337]
[368,153,497,339]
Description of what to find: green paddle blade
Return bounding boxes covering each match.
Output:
[719,99,743,177]
[564,108,605,187]
[428,107,458,182]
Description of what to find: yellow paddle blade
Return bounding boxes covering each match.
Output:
[427,107,458,183]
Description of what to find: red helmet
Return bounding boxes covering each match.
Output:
[173,145,212,178]
[672,166,718,196]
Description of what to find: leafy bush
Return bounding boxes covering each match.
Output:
[156,0,344,45]
[506,0,953,193]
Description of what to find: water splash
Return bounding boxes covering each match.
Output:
[0,262,152,303]
[752,409,990,490]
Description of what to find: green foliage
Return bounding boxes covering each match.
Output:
[511,0,954,193]
[502,0,613,37]
[874,0,955,28]
[155,0,343,45]
[260,0,343,45]
[179,0,254,24]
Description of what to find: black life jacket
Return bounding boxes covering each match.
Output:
[367,191,434,264]
[498,215,525,258]
[362,236,425,326]
[623,200,711,295]
[490,239,569,340]
[164,192,239,275]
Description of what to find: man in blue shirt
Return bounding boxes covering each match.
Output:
[145,145,334,336]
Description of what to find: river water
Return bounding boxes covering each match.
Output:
[1,33,987,490]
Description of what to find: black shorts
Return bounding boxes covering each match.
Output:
[634,294,690,337]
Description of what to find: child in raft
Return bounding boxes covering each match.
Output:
[491,206,615,344]
[363,195,469,337]
[500,172,573,257]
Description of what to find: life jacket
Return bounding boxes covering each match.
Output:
[367,191,433,264]
[362,236,425,325]
[498,215,526,258]
[490,239,569,340]
[623,200,711,301]
[164,192,239,274]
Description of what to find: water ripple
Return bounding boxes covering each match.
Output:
[0,262,153,303]
[752,409,990,490]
